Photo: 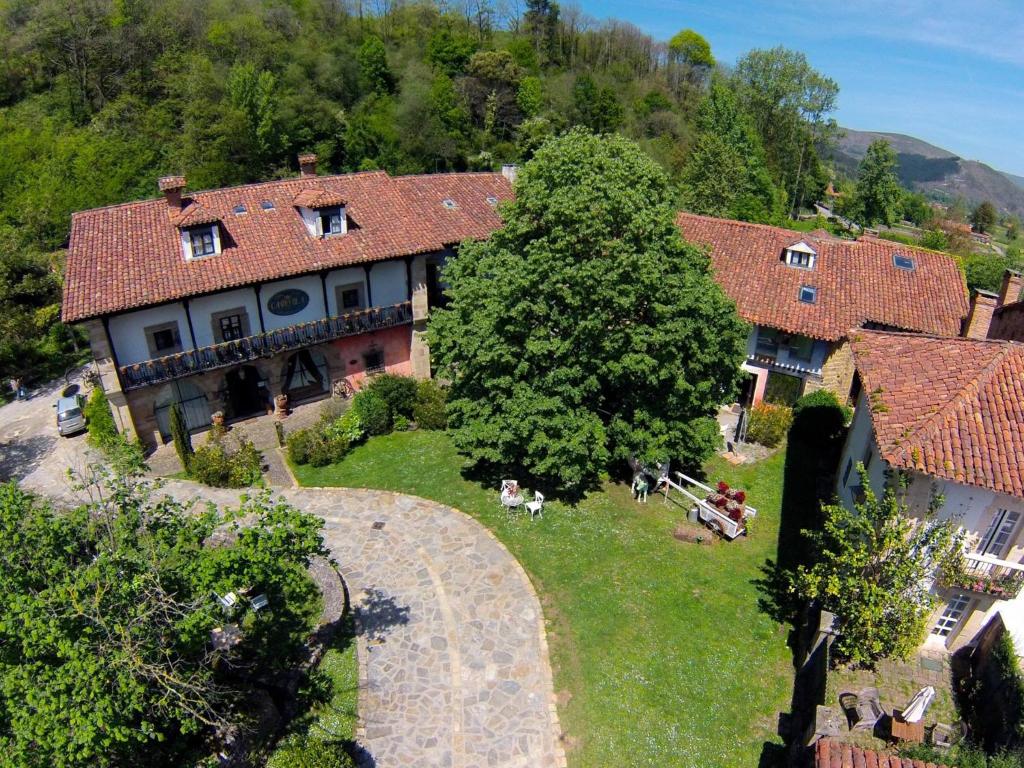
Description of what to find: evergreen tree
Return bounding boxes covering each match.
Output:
[571,75,623,134]
[429,130,747,488]
[970,200,998,234]
[169,402,194,471]
[854,139,903,226]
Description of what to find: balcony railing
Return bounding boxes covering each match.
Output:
[119,301,413,391]
[943,552,1024,600]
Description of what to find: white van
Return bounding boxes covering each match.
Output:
[56,395,86,436]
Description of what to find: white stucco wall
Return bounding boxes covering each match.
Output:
[835,389,886,506]
[109,303,193,365]
[369,260,408,307]
[324,267,368,315]
[189,288,261,346]
[260,275,326,331]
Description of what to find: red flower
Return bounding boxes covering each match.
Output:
[717,481,729,494]
[734,490,746,504]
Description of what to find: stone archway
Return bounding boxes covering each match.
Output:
[224,365,267,420]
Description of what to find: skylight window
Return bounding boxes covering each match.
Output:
[260,200,275,211]
[893,253,915,270]
[799,285,818,304]
[232,204,247,215]
[442,198,458,210]
[485,195,498,206]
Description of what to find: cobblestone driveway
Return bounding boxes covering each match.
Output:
[164,482,566,768]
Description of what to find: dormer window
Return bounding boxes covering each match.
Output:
[320,207,345,237]
[186,225,220,258]
[784,241,817,269]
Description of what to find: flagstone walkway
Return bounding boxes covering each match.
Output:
[163,481,566,768]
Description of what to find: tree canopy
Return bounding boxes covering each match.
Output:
[971,200,998,234]
[0,475,327,767]
[429,130,747,488]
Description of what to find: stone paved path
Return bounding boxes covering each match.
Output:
[163,481,566,768]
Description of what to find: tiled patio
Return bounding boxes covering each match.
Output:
[825,650,959,750]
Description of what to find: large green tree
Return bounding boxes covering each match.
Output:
[854,139,903,226]
[794,470,964,665]
[971,200,998,234]
[681,80,784,223]
[429,130,747,488]
[0,476,327,767]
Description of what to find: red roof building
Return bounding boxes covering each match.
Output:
[676,213,969,407]
[62,160,513,448]
[814,739,953,768]
[839,330,1024,652]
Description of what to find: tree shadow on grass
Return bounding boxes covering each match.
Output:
[458,458,603,506]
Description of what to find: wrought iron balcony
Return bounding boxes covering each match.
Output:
[119,301,412,391]
[943,553,1024,600]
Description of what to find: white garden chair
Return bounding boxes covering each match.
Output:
[525,491,544,519]
[500,480,524,512]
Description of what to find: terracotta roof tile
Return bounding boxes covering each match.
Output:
[851,330,1024,499]
[814,740,954,768]
[63,171,512,322]
[677,213,969,340]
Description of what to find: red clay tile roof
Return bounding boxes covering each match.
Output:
[291,186,347,209]
[676,213,969,341]
[171,201,221,228]
[814,739,954,768]
[850,330,1024,499]
[63,171,512,322]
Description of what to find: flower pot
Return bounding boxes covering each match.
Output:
[211,411,224,427]
[274,394,289,417]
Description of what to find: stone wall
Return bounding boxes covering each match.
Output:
[804,340,855,402]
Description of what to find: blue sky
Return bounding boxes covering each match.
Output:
[576,0,1024,176]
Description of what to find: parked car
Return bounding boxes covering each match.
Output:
[55,395,86,436]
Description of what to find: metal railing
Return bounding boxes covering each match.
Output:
[119,301,413,390]
[945,552,1024,600]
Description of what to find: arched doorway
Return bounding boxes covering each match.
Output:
[224,365,267,420]
[154,381,210,441]
[282,349,330,403]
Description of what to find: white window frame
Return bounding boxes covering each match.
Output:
[785,243,817,269]
[181,225,221,260]
[319,207,347,238]
[932,592,971,638]
[978,509,1021,558]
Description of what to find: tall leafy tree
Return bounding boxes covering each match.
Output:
[854,139,903,226]
[793,470,965,665]
[732,46,839,213]
[429,130,747,488]
[571,74,623,134]
[681,80,784,222]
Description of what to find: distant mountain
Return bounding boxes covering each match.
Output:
[1004,171,1024,191]
[831,129,1024,216]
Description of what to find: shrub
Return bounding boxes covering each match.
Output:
[365,373,418,419]
[306,434,350,468]
[393,414,410,431]
[287,428,316,465]
[413,379,447,430]
[792,389,852,425]
[269,735,355,768]
[190,434,264,487]
[353,390,390,435]
[84,387,117,447]
[747,402,792,447]
[325,408,364,443]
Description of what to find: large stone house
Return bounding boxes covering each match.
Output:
[676,214,970,406]
[62,155,512,448]
[838,330,1024,653]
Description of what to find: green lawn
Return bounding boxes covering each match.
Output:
[292,431,794,767]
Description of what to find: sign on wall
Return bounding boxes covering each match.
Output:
[267,288,310,316]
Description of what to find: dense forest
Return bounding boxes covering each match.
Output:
[0,0,845,384]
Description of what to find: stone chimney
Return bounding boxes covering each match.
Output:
[298,153,318,178]
[998,269,1024,308]
[158,175,186,210]
[965,289,998,339]
[501,164,518,185]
